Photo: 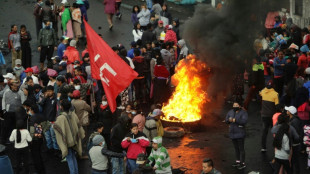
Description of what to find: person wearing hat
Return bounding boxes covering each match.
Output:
[259,80,279,153]
[89,135,124,174]
[127,41,138,59]
[285,106,303,173]
[13,59,25,80]
[22,67,39,84]
[0,144,14,174]
[164,24,177,46]
[154,20,164,41]
[297,45,309,70]
[1,80,24,144]
[148,136,172,173]
[63,40,80,65]
[133,153,155,174]
[58,62,68,76]
[57,36,69,59]
[143,108,162,155]
[38,20,58,70]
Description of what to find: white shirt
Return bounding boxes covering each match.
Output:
[132,29,143,42]
[126,57,135,69]
[9,129,32,149]
[23,75,39,84]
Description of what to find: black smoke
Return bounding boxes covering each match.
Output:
[183,0,284,98]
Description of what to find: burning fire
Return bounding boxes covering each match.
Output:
[162,55,209,122]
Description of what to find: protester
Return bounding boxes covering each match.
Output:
[131,5,140,26]
[148,136,172,174]
[72,3,83,41]
[54,99,85,174]
[201,158,222,174]
[9,120,32,174]
[138,4,151,30]
[20,25,32,68]
[103,0,116,30]
[60,2,74,38]
[121,123,150,173]
[38,20,57,70]
[9,25,21,68]
[34,0,43,37]
[225,102,248,170]
[259,80,279,152]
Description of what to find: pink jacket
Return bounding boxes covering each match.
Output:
[132,114,146,132]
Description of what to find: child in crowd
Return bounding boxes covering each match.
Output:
[148,136,172,173]
[88,122,105,151]
[121,123,150,173]
[9,120,32,173]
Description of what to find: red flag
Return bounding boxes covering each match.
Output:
[84,19,138,112]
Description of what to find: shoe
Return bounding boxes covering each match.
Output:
[109,25,113,31]
[261,148,267,152]
[232,162,240,167]
[237,163,246,170]
[61,157,67,163]
[118,13,122,20]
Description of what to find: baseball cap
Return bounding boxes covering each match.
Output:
[158,20,163,24]
[3,73,15,79]
[24,67,33,73]
[285,106,297,115]
[15,59,21,65]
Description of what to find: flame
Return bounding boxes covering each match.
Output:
[162,55,209,122]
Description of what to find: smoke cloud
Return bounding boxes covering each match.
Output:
[183,0,284,98]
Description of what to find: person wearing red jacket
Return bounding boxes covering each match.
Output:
[121,123,149,173]
[63,40,80,64]
[153,57,170,104]
[164,25,177,46]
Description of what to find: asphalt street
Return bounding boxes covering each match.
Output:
[0,0,309,174]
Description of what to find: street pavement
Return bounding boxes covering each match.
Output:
[1,0,309,174]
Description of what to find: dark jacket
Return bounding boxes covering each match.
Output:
[225,109,248,139]
[172,18,180,40]
[38,28,57,47]
[133,164,155,174]
[290,115,303,145]
[110,115,130,153]
[160,10,172,24]
[201,168,222,174]
[141,31,156,46]
[40,5,53,22]
[96,106,113,135]
[39,95,57,122]
[133,56,145,77]
[284,62,298,85]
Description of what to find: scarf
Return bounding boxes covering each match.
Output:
[8,31,17,49]
[100,104,108,111]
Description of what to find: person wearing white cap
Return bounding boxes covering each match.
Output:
[13,59,25,80]
[285,106,303,173]
[63,40,80,65]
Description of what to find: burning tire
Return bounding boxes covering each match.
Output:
[164,127,185,138]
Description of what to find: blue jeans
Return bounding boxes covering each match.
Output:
[111,157,124,174]
[67,148,78,174]
[44,125,59,149]
[92,169,107,174]
[127,159,138,173]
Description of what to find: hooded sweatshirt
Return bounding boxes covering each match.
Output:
[259,87,279,117]
[160,49,173,71]
[148,137,172,174]
[177,39,188,60]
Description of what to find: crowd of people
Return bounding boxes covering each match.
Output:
[4,0,310,173]
[226,12,310,173]
[0,0,193,174]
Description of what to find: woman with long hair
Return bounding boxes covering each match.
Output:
[132,22,143,42]
[131,5,140,26]
[273,123,293,174]
[20,25,32,68]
